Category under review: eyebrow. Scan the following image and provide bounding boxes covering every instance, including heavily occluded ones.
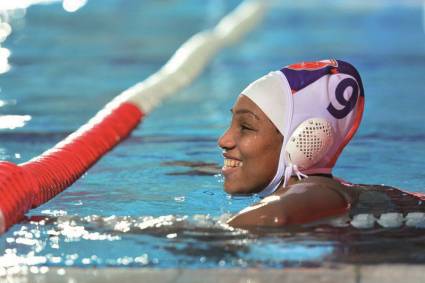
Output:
[230,108,260,120]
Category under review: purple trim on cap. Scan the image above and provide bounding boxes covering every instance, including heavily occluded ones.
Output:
[280,66,333,92]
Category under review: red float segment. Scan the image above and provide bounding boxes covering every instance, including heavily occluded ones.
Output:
[0,102,143,232]
[21,102,144,207]
[0,161,37,232]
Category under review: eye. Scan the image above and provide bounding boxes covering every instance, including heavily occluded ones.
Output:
[240,124,255,131]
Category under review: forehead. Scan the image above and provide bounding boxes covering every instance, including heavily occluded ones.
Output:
[232,95,280,133]
[232,95,264,119]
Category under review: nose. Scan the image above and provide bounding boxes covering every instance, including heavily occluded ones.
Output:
[218,127,235,150]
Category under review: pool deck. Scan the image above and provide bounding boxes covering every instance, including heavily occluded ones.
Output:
[3,264,425,283]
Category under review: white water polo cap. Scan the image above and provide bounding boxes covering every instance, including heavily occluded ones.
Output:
[241,59,365,197]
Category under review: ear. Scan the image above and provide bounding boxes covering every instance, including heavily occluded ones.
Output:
[285,118,334,169]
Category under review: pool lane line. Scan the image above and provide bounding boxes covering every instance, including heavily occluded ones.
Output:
[0,0,267,234]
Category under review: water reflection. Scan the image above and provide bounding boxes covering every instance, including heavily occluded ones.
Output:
[0,0,88,76]
[0,114,31,129]
[62,0,87,13]
[0,5,24,75]
[1,212,424,274]
[0,45,11,75]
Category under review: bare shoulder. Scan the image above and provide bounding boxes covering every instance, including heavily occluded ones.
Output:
[227,177,349,229]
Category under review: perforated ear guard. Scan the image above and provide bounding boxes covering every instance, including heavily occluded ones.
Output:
[285,118,334,170]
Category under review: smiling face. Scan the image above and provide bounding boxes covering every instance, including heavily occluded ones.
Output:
[218,95,283,195]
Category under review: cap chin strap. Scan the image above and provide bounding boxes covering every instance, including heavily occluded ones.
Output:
[258,162,335,197]
[257,160,308,198]
[257,162,313,198]
[283,164,308,187]
[257,147,286,197]
[257,146,310,197]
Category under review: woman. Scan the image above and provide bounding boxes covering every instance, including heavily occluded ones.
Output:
[219,59,425,228]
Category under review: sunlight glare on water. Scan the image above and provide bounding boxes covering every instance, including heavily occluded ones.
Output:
[0,1,58,11]
[62,0,87,13]
[0,115,31,129]
[0,45,11,75]
[0,0,86,75]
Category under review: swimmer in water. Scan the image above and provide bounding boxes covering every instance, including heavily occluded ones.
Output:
[219,59,425,228]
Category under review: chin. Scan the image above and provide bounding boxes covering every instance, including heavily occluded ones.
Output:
[223,182,257,195]
[223,182,242,195]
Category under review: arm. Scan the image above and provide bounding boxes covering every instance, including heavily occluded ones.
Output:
[227,182,349,228]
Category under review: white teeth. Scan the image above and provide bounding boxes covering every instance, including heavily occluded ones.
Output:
[223,159,242,168]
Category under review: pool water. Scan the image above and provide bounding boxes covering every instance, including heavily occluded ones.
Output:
[1,0,425,270]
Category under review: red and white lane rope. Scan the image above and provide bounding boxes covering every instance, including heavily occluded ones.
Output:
[0,0,266,233]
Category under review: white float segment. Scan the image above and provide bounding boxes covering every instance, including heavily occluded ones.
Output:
[106,0,267,114]
[350,214,376,229]
[405,212,425,227]
[376,213,404,228]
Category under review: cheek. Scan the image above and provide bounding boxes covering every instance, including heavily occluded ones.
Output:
[240,132,271,152]
[252,144,280,176]
[238,136,261,161]
[239,137,258,154]
[239,136,281,186]
[240,136,280,165]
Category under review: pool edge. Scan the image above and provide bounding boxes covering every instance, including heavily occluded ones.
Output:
[3,264,425,283]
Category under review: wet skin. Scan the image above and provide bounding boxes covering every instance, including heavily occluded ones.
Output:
[218,95,348,228]
[226,176,349,228]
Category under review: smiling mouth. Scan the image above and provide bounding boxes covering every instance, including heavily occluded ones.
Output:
[223,158,243,169]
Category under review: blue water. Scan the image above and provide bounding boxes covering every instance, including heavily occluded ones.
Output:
[0,0,425,270]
